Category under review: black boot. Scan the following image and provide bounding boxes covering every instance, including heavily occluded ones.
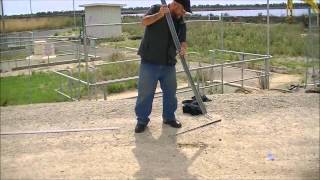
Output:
[163,119,182,128]
[135,123,147,133]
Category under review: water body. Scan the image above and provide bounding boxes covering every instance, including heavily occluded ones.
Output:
[193,9,309,17]
[124,9,309,17]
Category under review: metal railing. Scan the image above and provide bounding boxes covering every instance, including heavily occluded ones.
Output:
[304,9,320,89]
[52,46,271,101]
[1,8,278,103]
[42,16,274,101]
[0,34,100,72]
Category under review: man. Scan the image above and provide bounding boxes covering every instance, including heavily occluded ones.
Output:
[134,0,192,133]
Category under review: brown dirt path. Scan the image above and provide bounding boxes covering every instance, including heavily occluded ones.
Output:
[1,92,319,179]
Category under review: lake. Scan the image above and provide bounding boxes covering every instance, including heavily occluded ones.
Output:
[193,9,309,17]
[124,9,310,17]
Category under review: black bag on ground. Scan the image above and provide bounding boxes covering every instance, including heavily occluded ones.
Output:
[191,95,212,102]
[182,95,212,116]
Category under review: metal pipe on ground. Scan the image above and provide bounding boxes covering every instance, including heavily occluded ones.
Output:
[0,127,120,136]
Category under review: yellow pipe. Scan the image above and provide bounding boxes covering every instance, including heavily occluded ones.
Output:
[302,0,319,13]
[287,0,318,19]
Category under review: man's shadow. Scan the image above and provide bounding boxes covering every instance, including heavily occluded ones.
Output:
[133,124,205,179]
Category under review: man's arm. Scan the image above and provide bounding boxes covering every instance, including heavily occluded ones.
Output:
[142,5,169,26]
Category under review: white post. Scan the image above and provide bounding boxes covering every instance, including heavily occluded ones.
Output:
[29,0,32,15]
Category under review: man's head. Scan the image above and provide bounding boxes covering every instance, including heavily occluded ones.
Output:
[169,0,192,18]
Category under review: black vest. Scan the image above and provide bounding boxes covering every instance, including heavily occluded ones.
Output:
[138,5,186,66]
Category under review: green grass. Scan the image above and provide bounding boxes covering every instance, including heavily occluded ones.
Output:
[0,68,139,106]
[118,22,311,57]
[70,52,140,82]
[96,19,318,65]
[102,39,141,49]
[106,80,137,94]
[96,62,139,81]
[0,72,69,106]
[116,22,318,73]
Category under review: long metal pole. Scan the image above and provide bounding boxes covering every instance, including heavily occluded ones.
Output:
[196,63,200,92]
[210,51,215,93]
[73,0,76,30]
[82,15,90,100]
[221,62,224,94]
[305,8,311,88]
[1,127,119,136]
[201,63,205,95]
[317,10,320,86]
[67,69,73,99]
[77,41,81,101]
[28,32,34,104]
[310,9,316,87]
[27,0,33,104]
[266,0,270,89]
[220,13,224,49]
[29,0,32,15]
[94,66,98,100]
[0,0,5,32]
[175,119,221,136]
[0,0,3,17]
[241,53,245,88]
[160,0,207,115]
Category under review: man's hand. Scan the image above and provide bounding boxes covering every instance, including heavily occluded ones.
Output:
[158,5,170,17]
[179,42,187,57]
[142,5,169,26]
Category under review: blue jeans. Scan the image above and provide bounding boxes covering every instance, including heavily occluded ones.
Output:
[135,62,177,125]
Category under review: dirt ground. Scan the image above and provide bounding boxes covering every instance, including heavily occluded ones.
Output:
[270,73,302,89]
[0,91,319,180]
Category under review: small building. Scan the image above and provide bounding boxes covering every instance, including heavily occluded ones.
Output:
[80,3,125,39]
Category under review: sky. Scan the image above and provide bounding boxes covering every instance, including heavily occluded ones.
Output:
[1,0,315,15]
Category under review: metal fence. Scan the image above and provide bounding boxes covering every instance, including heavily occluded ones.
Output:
[305,9,320,88]
[0,17,273,103]
[0,36,88,71]
[45,18,272,101]
[1,3,319,105]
